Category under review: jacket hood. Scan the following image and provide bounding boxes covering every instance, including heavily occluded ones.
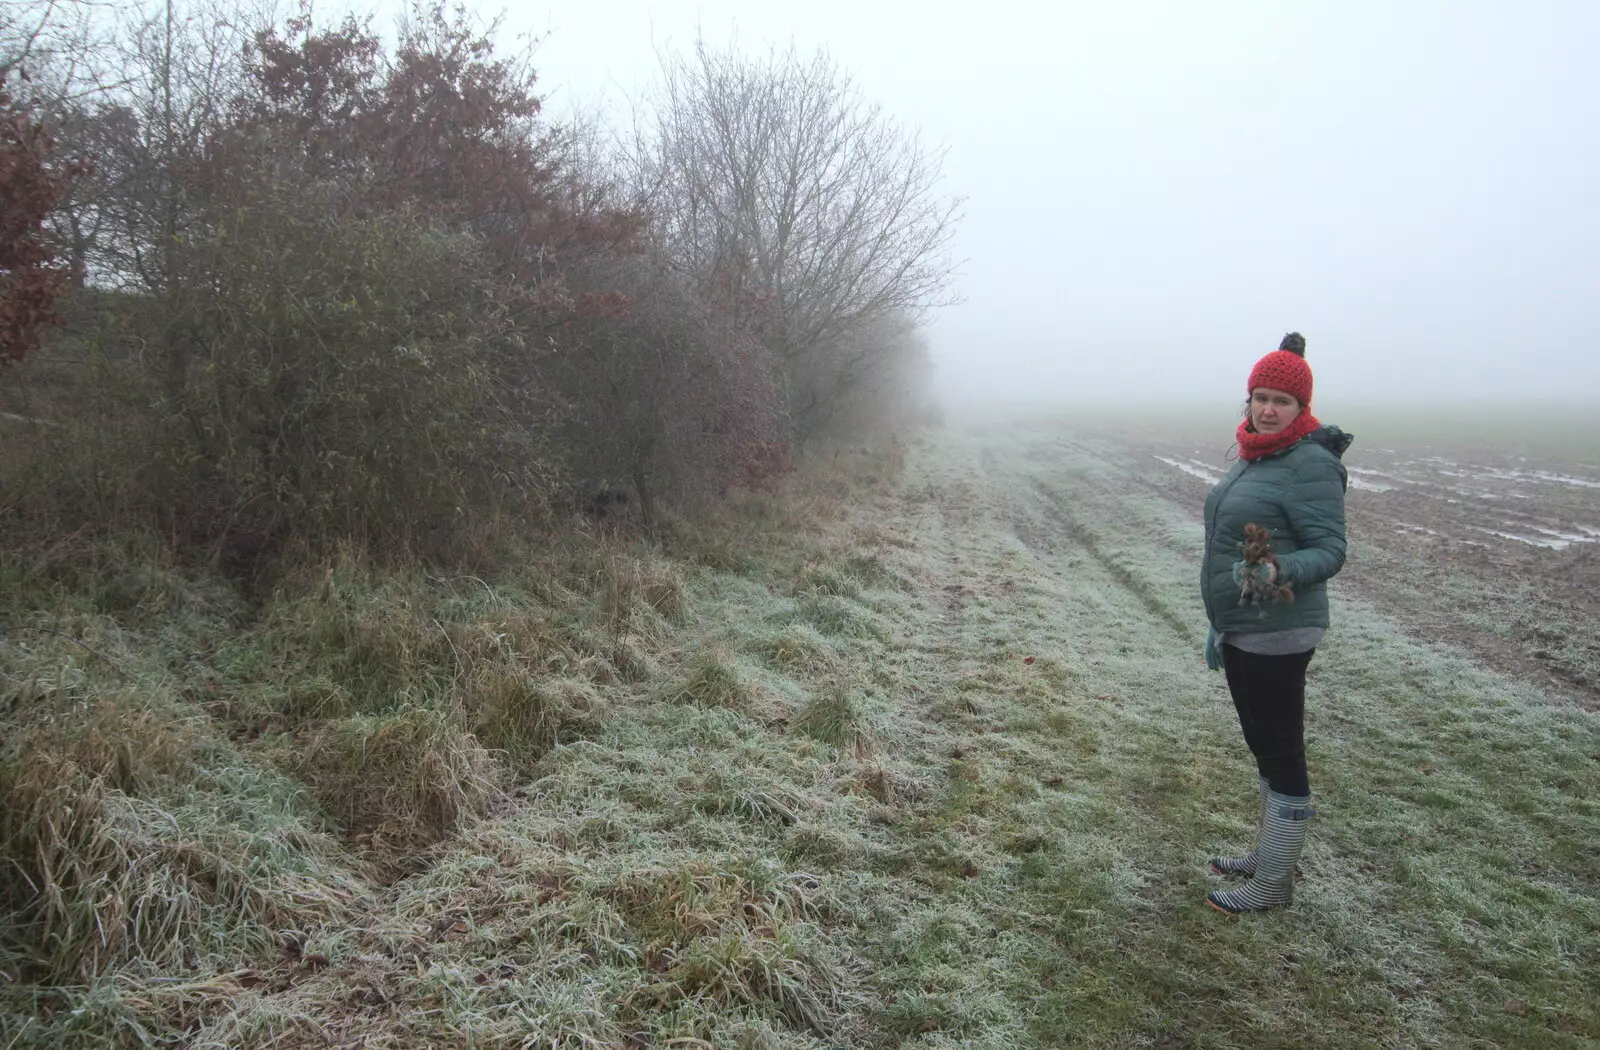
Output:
[1306,424,1353,460]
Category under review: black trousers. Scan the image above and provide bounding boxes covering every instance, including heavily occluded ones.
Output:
[1221,643,1314,797]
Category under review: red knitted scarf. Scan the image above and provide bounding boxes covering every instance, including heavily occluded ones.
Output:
[1236,412,1320,461]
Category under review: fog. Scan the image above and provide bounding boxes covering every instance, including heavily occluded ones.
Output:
[508,1,1599,410]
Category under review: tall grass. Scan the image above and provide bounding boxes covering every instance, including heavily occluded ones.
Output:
[3,430,1597,1049]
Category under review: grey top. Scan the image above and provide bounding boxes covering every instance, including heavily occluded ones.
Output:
[1222,626,1325,656]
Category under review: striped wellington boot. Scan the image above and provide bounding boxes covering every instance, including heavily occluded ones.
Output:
[1206,790,1315,914]
[1209,776,1270,877]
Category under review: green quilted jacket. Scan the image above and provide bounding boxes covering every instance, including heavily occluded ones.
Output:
[1201,425,1352,634]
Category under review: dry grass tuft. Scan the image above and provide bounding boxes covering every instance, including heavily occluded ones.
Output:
[2,530,237,627]
[796,594,888,641]
[599,551,689,622]
[752,626,838,676]
[0,693,360,984]
[623,925,842,1035]
[604,861,843,1034]
[261,561,450,712]
[791,561,862,599]
[841,764,925,805]
[793,683,877,758]
[666,649,752,710]
[295,707,504,850]
[462,668,603,772]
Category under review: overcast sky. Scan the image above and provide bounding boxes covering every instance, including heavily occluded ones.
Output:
[496,1,1599,410]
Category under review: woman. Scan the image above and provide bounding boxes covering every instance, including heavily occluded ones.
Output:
[1200,332,1351,914]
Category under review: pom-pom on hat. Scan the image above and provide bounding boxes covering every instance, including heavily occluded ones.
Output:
[1247,332,1313,407]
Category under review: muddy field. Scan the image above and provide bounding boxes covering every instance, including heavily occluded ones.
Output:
[1133,424,1600,706]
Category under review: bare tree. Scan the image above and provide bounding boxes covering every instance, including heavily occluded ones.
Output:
[633,37,962,438]
[1,0,105,83]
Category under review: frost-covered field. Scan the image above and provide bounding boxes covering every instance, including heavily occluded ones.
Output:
[3,415,1596,1049]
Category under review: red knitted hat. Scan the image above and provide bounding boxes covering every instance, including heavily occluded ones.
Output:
[1247,332,1312,406]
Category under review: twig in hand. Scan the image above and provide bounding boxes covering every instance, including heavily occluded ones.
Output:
[1240,524,1295,604]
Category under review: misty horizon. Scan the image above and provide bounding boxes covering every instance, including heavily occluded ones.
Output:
[509,0,1600,407]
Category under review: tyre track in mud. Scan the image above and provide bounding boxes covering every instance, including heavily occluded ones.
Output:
[988,433,1201,646]
[1029,478,1199,645]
